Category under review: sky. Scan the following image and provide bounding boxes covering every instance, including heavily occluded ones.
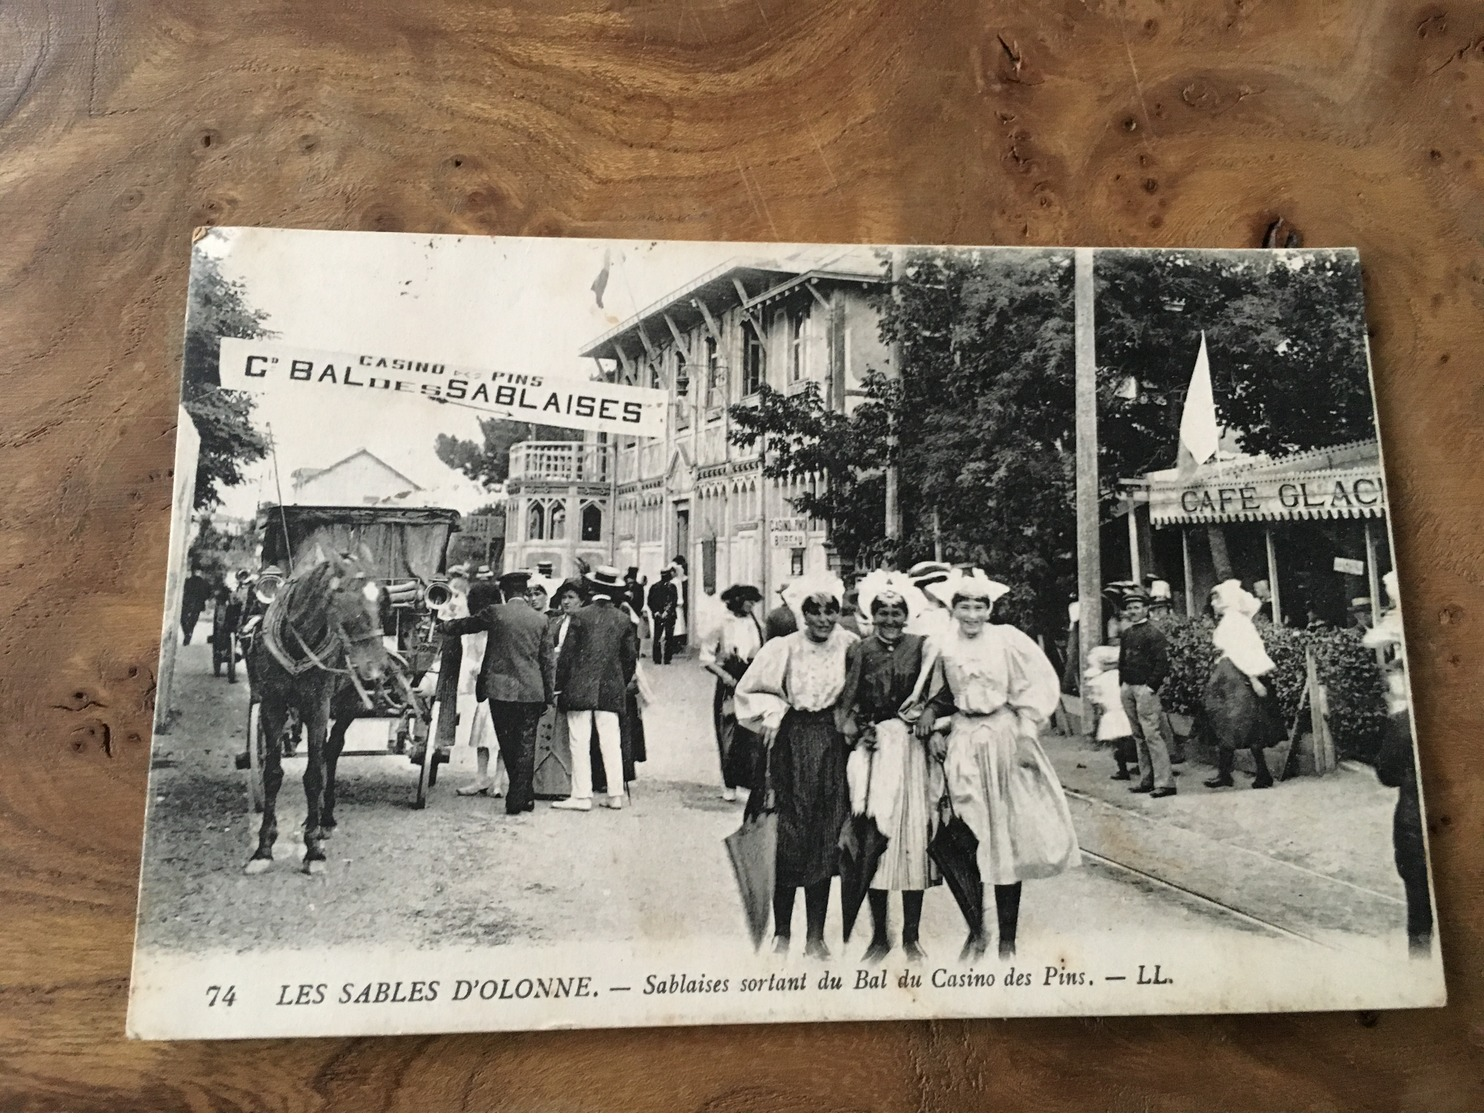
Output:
[209,230,783,519]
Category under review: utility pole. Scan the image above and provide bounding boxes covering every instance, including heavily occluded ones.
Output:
[1074,248,1102,684]
[884,246,904,548]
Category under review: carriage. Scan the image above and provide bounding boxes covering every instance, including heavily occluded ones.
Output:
[242,503,464,812]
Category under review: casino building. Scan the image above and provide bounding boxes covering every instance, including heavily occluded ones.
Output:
[502,248,889,633]
[1118,438,1392,626]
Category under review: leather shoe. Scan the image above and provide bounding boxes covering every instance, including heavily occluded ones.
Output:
[1110,771,1131,781]
[1203,775,1234,789]
[1128,783,1154,794]
[1149,786,1177,798]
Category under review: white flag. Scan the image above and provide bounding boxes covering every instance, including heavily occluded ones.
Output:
[1176,331,1219,479]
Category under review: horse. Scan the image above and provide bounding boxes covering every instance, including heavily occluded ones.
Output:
[244,552,394,875]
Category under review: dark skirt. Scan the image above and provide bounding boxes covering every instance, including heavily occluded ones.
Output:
[714,678,762,790]
[751,707,849,889]
[532,700,640,798]
[1202,657,1285,753]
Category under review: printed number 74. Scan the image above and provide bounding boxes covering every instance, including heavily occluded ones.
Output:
[205,985,237,1007]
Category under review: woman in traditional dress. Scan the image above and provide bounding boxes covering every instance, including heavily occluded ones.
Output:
[837,571,938,963]
[735,572,858,960]
[701,584,766,802]
[449,575,507,798]
[909,569,1079,961]
[532,580,586,799]
[1201,580,1285,790]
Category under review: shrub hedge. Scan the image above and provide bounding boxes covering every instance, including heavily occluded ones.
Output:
[1152,613,1390,764]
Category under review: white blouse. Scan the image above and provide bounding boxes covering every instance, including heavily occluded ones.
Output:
[699,613,764,670]
[734,627,859,733]
[933,624,1060,724]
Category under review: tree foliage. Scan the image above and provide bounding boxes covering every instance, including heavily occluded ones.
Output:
[728,247,1375,638]
[434,418,582,489]
[180,242,272,509]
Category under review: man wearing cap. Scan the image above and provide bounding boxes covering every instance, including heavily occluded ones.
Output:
[441,570,554,814]
[1118,590,1175,798]
[647,567,680,665]
[181,566,211,644]
[554,566,639,810]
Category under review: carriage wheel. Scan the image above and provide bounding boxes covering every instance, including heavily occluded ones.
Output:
[246,701,265,813]
[225,634,237,684]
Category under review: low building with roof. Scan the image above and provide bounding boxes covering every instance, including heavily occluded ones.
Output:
[1120,438,1392,627]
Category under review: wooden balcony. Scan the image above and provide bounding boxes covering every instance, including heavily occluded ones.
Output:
[507,441,611,483]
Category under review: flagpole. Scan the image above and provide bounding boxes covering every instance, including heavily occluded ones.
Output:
[1074,248,1102,680]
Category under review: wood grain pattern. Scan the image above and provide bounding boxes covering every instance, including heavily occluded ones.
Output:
[2,0,1483,1107]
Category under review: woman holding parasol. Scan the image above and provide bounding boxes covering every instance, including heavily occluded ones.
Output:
[836,570,941,963]
[734,571,858,960]
[906,569,1079,961]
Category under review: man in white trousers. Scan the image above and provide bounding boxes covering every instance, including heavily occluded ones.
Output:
[552,567,638,811]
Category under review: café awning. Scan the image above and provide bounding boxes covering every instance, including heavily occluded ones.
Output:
[1129,439,1386,526]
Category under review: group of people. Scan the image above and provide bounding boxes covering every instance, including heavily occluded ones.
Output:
[703,562,1081,964]
[1081,578,1300,798]
[436,564,649,814]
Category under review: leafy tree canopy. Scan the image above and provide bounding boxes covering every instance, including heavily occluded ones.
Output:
[729,247,1374,638]
[181,241,272,509]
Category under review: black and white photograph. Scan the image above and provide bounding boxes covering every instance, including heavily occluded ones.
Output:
[129,229,1444,1039]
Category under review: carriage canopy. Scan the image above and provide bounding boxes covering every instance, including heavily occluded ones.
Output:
[256,505,462,582]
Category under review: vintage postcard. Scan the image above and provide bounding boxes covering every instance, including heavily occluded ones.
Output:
[129,230,1444,1039]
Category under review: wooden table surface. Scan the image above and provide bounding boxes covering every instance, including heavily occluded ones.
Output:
[3,0,1482,1108]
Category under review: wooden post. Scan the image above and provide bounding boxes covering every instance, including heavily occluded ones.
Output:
[932,506,943,561]
[884,247,904,544]
[1265,526,1282,628]
[1206,524,1233,582]
[1074,247,1101,676]
[1127,504,1141,584]
[1182,526,1195,616]
[1364,517,1385,667]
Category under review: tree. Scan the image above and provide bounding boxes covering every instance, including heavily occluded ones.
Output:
[434,418,582,488]
[181,238,272,509]
[729,247,1375,639]
[1094,248,1374,486]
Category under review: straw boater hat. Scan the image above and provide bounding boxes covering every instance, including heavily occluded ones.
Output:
[496,569,532,591]
[906,561,954,591]
[926,568,1010,609]
[585,565,625,600]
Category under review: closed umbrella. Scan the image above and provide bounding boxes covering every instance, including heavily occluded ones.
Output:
[725,805,778,951]
[928,789,982,934]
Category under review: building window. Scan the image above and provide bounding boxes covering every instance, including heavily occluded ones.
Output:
[743,326,765,396]
[581,502,603,542]
[790,548,806,576]
[789,305,811,383]
[549,500,567,541]
[705,334,724,409]
[673,346,689,397]
[527,501,545,541]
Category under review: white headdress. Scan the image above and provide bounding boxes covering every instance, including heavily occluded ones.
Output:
[782,570,845,627]
[925,567,1010,609]
[1211,580,1276,676]
[856,570,927,622]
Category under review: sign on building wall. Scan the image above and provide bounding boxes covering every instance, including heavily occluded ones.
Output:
[768,516,807,549]
[221,338,669,438]
[1147,467,1386,525]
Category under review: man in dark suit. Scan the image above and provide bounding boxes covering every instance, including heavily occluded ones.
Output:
[554,566,638,811]
[443,570,554,815]
[646,567,679,665]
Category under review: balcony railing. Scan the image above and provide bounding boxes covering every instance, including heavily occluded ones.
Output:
[507,441,611,483]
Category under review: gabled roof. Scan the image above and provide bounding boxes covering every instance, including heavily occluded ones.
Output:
[292,448,421,491]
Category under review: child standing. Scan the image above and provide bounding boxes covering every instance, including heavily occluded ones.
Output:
[1084,645,1136,781]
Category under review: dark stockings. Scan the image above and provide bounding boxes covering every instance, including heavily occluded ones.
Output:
[868,888,925,945]
[774,881,831,942]
[994,882,1022,954]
